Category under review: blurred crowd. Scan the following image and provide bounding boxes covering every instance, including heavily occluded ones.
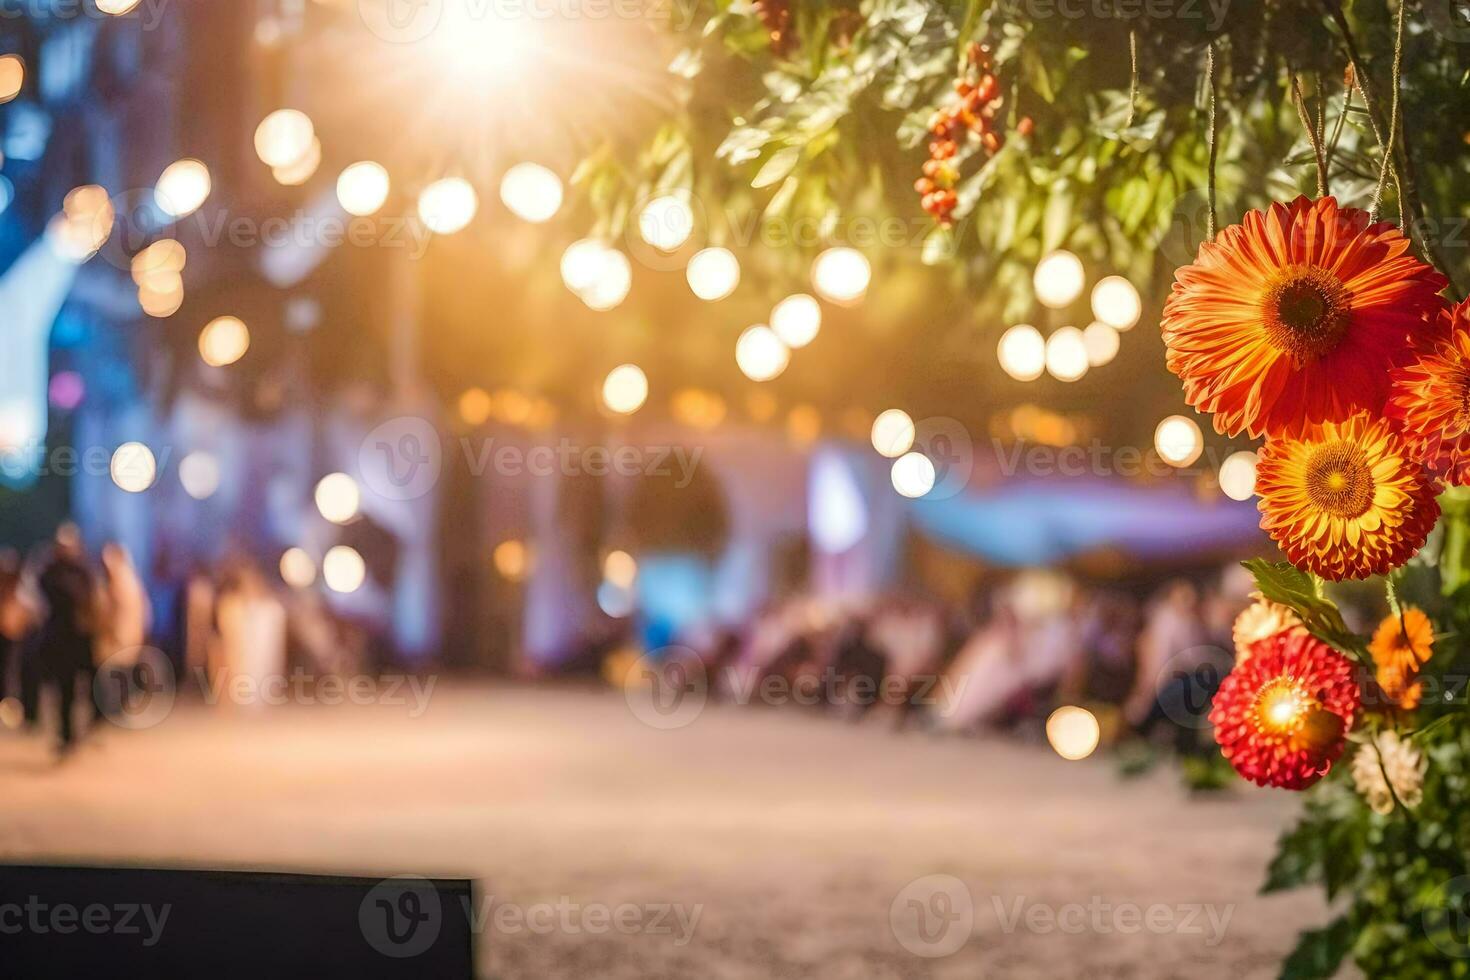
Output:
[0,525,371,756]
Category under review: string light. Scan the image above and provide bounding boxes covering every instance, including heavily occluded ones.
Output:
[110,442,157,493]
[198,316,250,367]
[685,247,740,301]
[322,545,366,594]
[735,325,790,382]
[1044,326,1089,382]
[254,109,314,169]
[1091,275,1142,330]
[811,248,870,304]
[315,472,362,524]
[499,162,563,223]
[1034,250,1085,308]
[1155,415,1204,467]
[770,293,822,349]
[602,364,649,415]
[870,409,915,458]
[1046,706,1101,760]
[418,177,478,234]
[890,451,936,498]
[337,162,391,217]
[1082,320,1121,366]
[155,159,211,218]
[998,324,1046,381]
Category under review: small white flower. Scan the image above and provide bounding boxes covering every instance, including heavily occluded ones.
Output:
[1351,731,1427,815]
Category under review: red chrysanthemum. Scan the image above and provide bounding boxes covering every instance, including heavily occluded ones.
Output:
[1255,413,1440,581]
[1161,195,1447,439]
[1389,296,1470,484]
[1210,630,1361,790]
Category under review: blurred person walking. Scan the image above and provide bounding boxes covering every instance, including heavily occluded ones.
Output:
[93,542,153,721]
[0,550,38,726]
[35,525,99,753]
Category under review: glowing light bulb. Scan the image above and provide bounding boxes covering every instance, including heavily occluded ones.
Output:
[155,159,211,218]
[686,247,740,301]
[870,409,915,458]
[602,364,648,415]
[418,177,478,234]
[1044,326,1089,382]
[735,325,790,382]
[998,324,1046,381]
[811,248,870,304]
[110,442,157,493]
[1091,275,1142,330]
[638,194,694,252]
[1082,320,1121,366]
[254,109,315,169]
[1155,415,1204,467]
[322,546,366,593]
[337,161,391,217]
[499,162,562,223]
[890,452,936,498]
[1034,250,1085,308]
[770,293,822,349]
[198,316,250,368]
[314,472,361,524]
[1046,706,1101,760]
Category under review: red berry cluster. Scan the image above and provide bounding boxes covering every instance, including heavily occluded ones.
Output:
[915,42,1032,227]
[752,0,795,56]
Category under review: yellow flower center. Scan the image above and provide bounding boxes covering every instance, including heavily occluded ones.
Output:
[1304,440,1375,518]
[1254,677,1310,733]
[1262,264,1352,364]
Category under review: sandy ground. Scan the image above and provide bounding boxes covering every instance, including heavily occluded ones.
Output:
[0,683,1324,978]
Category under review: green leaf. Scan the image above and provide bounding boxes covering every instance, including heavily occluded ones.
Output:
[1242,559,1368,661]
[1262,817,1323,894]
[752,146,801,188]
[1279,916,1353,980]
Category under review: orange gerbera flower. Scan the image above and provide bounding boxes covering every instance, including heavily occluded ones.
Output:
[1210,629,1361,790]
[1369,606,1434,710]
[1389,297,1470,484]
[1255,413,1440,580]
[1162,196,1446,438]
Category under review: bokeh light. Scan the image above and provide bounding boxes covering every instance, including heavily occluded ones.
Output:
[1044,326,1089,382]
[604,550,637,589]
[178,451,221,500]
[322,545,366,594]
[337,161,391,217]
[998,324,1046,381]
[890,451,936,498]
[493,539,531,581]
[154,159,211,218]
[253,109,314,169]
[735,326,790,382]
[1090,275,1142,330]
[0,55,23,104]
[315,472,362,524]
[811,248,870,304]
[458,387,493,426]
[638,194,694,251]
[198,316,250,367]
[602,364,649,415]
[1219,450,1259,501]
[272,137,322,186]
[279,547,317,589]
[499,163,563,223]
[1155,415,1204,467]
[580,249,632,311]
[1046,706,1101,760]
[770,293,822,349]
[1033,250,1085,308]
[1082,320,1120,366]
[97,0,143,13]
[418,177,478,234]
[685,247,740,301]
[870,409,916,458]
[110,442,157,493]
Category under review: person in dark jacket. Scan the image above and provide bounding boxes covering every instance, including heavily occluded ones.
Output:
[36,525,97,753]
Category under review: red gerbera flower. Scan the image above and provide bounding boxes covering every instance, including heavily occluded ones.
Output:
[1161,196,1446,439]
[1389,297,1470,484]
[1209,629,1361,790]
